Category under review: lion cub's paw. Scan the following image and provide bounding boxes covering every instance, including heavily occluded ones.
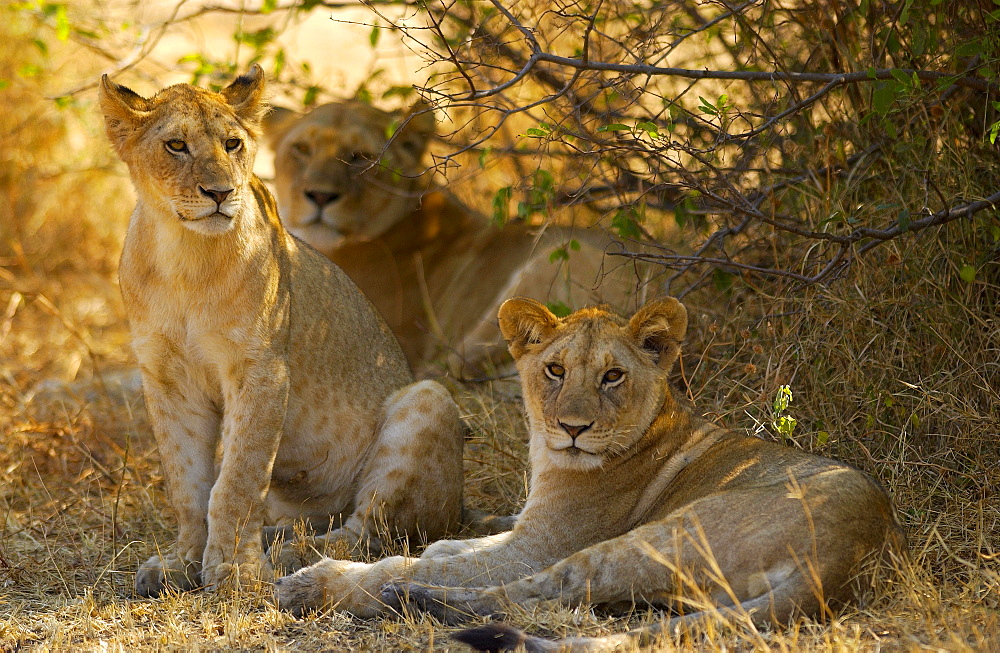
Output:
[381,581,485,625]
[135,553,201,597]
[271,540,325,576]
[201,559,272,592]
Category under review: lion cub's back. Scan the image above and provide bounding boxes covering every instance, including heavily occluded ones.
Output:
[284,235,414,409]
[662,435,899,532]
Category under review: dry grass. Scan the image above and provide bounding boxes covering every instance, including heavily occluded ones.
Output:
[2,8,999,653]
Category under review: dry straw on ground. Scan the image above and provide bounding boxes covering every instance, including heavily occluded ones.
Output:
[1,9,999,653]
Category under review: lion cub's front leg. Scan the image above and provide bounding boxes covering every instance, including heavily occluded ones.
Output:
[134,350,219,597]
[200,356,289,590]
[135,347,288,596]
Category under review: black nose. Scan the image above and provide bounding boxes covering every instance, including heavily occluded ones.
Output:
[199,186,233,205]
[559,422,593,439]
[305,190,342,207]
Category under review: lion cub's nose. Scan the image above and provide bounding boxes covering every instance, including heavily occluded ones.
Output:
[305,190,342,207]
[199,186,233,205]
[559,422,593,439]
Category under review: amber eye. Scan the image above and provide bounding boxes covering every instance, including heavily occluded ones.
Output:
[165,140,187,153]
[545,363,565,379]
[602,369,624,385]
[292,142,311,156]
[225,137,242,152]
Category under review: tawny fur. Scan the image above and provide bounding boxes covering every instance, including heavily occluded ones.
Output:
[274,298,905,648]
[263,102,648,375]
[99,66,465,596]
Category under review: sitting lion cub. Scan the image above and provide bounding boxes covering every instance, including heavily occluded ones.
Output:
[99,66,466,596]
[274,298,905,644]
[264,102,643,375]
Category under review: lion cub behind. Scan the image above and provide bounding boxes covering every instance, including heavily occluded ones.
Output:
[264,101,647,376]
[99,66,465,596]
[275,298,905,650]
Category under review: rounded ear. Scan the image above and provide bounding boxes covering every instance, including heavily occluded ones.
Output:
[394,99,436,155]
[221,64,268,133]
[262,105,300,150]
[99,74,152,154]
[627,297,688,367]
[498,297,559,359]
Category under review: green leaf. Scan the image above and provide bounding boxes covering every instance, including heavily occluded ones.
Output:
[274,48,286,76]
[547,301,572,318]
[890,69,910,87]
[549,247,569,263]
[636,120,659,136]
[611,208,642,239]
[569,239,580,251]
[369,25,380,48]
[524,127,549,138]
[712,268,734,293]
[236,27,277,50]
[33,38,48,55]
[55,4,70,41]
[0,80,9,92]
[872,86,896,114]
[478,146,492,169]
[816,431,830,446]
[596,123,630,132]
[382,86,415,101]
[303,85,320,107]
[261,0,277,13]
[897,210,911,231]
[959,264,976,283]
[492,186,512,225]
[956,41,982,57]
[384,119,400,140]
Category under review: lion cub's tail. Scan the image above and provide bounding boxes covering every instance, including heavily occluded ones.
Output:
[452,616,682,652]
[452,592,781,652]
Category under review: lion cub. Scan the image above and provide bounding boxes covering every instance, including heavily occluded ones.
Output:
[99,66,465,596]
[275,298,905,646]
[264,102,646,375]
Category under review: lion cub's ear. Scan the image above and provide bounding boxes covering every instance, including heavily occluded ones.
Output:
[221,64,268,134]
[498,297,560,359]
[394,99,436,156]
[99,75,152,155]
[627,297,688,368]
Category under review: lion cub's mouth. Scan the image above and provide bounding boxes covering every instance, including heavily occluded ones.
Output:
[180,211,233,222]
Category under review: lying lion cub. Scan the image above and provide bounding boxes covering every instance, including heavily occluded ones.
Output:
[264,101,644,375]
[99,66,466,595]
[274,298,905,645]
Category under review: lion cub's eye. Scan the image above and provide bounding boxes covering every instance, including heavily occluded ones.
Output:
[602,369,625,385]
[545,363,565,379]
[165,140,187,153]
[225,137,242,152]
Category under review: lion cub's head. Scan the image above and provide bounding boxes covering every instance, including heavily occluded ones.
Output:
[99,66,268,236]
[499,298,688,471]
[263,101,436,255]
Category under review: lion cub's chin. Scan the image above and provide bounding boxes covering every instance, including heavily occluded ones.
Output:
[180,212,236,236]
[548,445,605,471]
